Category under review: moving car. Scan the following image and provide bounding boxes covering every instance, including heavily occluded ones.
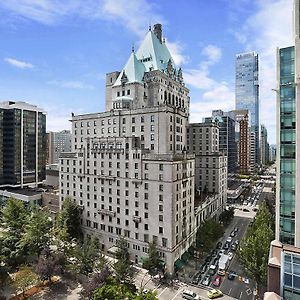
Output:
[228,270,237,280]
[182,289,200,300]
[212,275,222,287]
[207,289,224,299]
[202,275,211,286]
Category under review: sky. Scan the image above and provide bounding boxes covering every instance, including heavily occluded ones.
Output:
[0,0,294,144]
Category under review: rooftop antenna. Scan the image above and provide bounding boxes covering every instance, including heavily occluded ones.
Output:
[148,19,151,31]
[131,43,135,53]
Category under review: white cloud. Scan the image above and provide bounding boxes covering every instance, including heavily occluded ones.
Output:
[202,45,222,65]
[0,0,164,37]
[47,80,95,90]
[165,40,188,66]
[232,0,293,143]
[4,57,34,69]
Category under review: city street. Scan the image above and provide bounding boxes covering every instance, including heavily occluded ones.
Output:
[134,267,236,300]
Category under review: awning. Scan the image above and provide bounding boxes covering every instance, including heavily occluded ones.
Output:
[188,245,195,255]
[107,246,120,255]
[174,259,185,270]
[181,251,192,262]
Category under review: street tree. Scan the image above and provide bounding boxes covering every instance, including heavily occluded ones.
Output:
[20,206,52,257]
[56,197,82,241]
[196,219,224,254]
[219,207,235,226]
[142,242,162,276]
[0,198,29,267]
[238,202,275,285]
[113,237,134,284]
[71,236,100,276]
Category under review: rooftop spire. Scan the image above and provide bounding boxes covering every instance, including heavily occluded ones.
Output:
[131,43,135,53]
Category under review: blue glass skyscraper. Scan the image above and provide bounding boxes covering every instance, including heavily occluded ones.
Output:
[235,52,259,166]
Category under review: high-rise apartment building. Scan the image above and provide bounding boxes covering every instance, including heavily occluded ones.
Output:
[0,101,46,187]
[206,110,237,173]
[260,125,269,165]
[235,51,259,166]
[227,109,251,174]
[187,121,227,219]
[267,1,300,299]
[59,24,196,273]
[46,130,71,165]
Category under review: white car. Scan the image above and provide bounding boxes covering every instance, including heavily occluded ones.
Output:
[226,237,232,243]
[228,251,233,260]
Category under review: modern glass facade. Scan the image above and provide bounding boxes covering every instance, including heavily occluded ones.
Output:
[279,46,296,245]
[235,52,259,164]
[282,252,300,299]
[0,102,46,187]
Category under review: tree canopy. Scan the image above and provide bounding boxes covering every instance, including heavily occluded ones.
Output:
[56,197,82,241]
[238,201,275,284]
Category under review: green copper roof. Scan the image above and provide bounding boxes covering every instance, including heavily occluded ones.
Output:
[114,52,145,86]
[114,30,175,86]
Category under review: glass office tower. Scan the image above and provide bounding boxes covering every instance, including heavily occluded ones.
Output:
[267,2,300,299]
[0,101,46,187]
[235,52,259,166]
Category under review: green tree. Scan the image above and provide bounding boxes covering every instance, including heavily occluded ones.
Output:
[219,207,235,226]
[56,197,82,241]
[71,236,100,276]
[20,206,52,257]
[1,198,28,232]
[113,237,134,284]
[92,277,158,300]
[238,202,275,285]
[196,219,224,253]
[12,265,38,297]
[142,242,162,276]
[0,198,29,267]
[92,277,134,300]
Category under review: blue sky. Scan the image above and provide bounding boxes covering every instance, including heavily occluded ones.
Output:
[0,0,293,144]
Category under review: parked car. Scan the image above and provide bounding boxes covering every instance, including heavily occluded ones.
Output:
[219,249,225,256]
[226,237,232,243]
[231,244,237,251]
[228,270,237,280]
[234,227,238,232]
[223,242,229,250]
[202,275,211,286]
[207,289,224,299]
[182,289,200,300]
[212,275,222,287]
[234,240,239,246]
[230,231,235,237]
[216,242,222,249]
[228,251,233,261]
[212,249,218,257]
[200,263,208,274]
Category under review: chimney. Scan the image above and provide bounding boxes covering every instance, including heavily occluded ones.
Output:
[153,24,162,43]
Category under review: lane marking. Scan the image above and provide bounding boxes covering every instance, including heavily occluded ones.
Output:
[153,283,161,291]
[170,287,183,300]
[228,287,232,295]
[239,291,243,299]
[158,287,168,297]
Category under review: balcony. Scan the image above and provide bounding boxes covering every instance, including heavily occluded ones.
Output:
[98,209,116,217]
[132,216,141,223]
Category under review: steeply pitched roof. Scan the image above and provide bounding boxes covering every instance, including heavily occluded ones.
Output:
[114,29,175,86]
[114,52,145,86]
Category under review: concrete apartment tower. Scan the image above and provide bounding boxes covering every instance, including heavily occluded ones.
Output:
[235,51,260,170]
[59,24,196,273]
[267,1,300,299]
[46,130,71,165]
